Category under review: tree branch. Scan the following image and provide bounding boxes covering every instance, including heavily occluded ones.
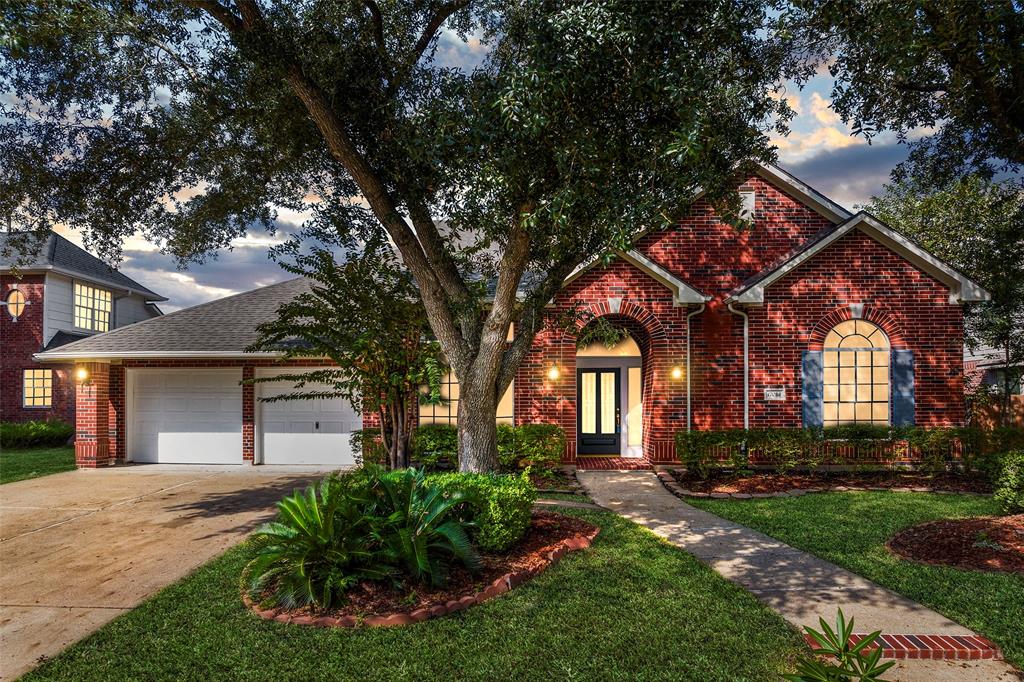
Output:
[391,0,469,89]
[179,0,243,32]
[360,0,386,53]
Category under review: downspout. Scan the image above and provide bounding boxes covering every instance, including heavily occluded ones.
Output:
[727,303,749,430]
[685,303,706,431]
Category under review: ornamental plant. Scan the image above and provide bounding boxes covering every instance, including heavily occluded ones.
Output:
[994,451,1024,514]
[784,609,895,682]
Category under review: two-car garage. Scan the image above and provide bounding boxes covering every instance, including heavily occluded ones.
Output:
[126,367,360,467]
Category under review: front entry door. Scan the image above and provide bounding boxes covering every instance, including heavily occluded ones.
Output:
[577,368,621,454]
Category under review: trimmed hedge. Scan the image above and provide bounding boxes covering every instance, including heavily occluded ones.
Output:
[410,423,458,467]
[994,451,1024,514]
[0,420,74,448]
[429,470,537,552]
[498,423,565,473]
[674,425,1024,479]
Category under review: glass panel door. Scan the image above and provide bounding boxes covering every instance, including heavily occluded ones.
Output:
[577,368,621,454]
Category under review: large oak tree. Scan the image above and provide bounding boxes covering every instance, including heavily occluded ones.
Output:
[1,0,794,471]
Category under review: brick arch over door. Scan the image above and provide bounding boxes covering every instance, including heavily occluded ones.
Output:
[568,301,680,462]
[807,305,908,352]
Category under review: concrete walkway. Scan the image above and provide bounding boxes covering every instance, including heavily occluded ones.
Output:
[0,466,319,680]
[579,470,1021,682]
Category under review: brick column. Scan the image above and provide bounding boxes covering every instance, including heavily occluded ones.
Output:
[242,366,255,462]
[75,362,112,468]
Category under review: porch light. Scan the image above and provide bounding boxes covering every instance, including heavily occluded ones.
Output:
[670,366,683,380]
[547,364,561,381]
[75,366,90,383]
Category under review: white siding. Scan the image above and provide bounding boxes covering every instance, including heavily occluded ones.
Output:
[43,273,74,345]
[116,294,159,327]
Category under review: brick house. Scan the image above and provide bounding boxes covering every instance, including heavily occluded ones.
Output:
[32,164,989,469]
[2,232,165,426]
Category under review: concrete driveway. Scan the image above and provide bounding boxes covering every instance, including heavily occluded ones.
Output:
[0,466,321,680]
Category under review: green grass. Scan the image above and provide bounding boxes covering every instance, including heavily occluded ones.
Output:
[536,492,594,503]
[0,445,76,484]
[25,508,804,681]
[689,492,1024,669]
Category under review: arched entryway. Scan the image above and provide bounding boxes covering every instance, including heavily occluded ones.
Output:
[575,315,651,458]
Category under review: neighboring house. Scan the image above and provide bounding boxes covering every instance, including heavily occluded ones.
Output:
[1,231,166,424]
[35,164,989,469]
[965,345,1024,427]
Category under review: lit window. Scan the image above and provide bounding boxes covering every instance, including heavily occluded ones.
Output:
[6,289,26,319]
[418,372,515,426]
[74,283,112,331]
[23,369,53,408]
[822,319,890,426]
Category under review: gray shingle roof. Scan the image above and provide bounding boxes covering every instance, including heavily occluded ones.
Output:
[35,278,309,358]
[1,231,166,301]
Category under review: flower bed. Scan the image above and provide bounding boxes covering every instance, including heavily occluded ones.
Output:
[243,511,599,627]
[886,514,1023,574]
[661,468,992,498]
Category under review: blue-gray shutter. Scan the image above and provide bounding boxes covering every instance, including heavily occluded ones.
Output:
[891,349,915,426]
[802,350,823,428]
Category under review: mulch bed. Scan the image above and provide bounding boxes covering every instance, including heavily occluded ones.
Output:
[669,470,992,495]
[887,514,1024,574]
[243,512,599,628]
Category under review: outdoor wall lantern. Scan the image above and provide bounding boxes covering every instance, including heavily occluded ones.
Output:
[547,364,561,381]
[670,365,684,380]
[75,366,91,384]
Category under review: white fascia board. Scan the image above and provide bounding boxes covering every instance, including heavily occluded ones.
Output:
[33,350,289,362]
[752,164,853,224]
[4,264,168,301]
[729,212,991,304]
[561,250,709,306]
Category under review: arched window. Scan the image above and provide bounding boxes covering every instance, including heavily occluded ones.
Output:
[823,319,890,426]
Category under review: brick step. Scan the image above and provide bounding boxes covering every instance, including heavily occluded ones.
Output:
[576,457,653,471]
[804,633,1002,661]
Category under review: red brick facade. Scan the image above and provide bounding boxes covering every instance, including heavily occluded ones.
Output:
[1,275,75,424]
[514,173,968,462]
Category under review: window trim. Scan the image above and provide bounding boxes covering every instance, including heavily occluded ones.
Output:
[22,368,54,409]
[73,281,113,332]
[418,372,515,426]
[5,288,28,320]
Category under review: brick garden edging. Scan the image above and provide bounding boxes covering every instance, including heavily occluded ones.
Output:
[806,633,1003,661]
[654,469,987,500]
[242,525,600,628]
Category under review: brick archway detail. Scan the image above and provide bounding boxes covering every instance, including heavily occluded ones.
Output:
[807,304,907,350]
[573,299,667,342]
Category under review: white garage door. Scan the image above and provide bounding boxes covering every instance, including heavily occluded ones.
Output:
[129,369,243,464]
[257,368,360,466]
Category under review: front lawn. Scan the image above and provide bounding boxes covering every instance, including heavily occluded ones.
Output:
[689,492,1024,669]
[0,445,76,484]
[25,508,804,681]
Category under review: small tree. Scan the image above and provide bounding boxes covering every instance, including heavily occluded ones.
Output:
[866,175,1024,425]
[248,248,442,469]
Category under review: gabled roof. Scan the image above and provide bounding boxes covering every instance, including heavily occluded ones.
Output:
[1,231,166,301]
[563,249,710,305]
[726,211,991,305]
[750,163,852,224]
[35,277,309,360]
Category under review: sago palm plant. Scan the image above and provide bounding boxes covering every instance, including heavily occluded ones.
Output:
[376,468,480,586]
[243,474,394,609]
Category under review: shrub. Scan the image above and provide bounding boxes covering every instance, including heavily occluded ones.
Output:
[785,609,894,682]
[674,429,747,478]
[243,467,479,608]
[242,471,395,609]
[410,423,458,468]
[498,423,565,473]
[430,470,537,552]
[348,428,387,466]
[746,428,819,473]
[993,451,1024,514]
[0,420,74,448]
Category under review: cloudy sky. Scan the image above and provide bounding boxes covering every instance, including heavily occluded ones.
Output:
[54,33,910,312]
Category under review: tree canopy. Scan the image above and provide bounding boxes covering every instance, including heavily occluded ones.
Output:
[865,175,1024,422]
[789,0,1024,186]
[2,0,796,470]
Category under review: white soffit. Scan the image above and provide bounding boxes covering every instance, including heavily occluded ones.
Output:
[562,249,710,306]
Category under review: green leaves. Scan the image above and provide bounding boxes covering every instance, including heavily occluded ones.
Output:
[783,609,895,682]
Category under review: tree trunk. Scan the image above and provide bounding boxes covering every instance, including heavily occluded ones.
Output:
[1002,341,1012,428]
[456,381,499,473]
